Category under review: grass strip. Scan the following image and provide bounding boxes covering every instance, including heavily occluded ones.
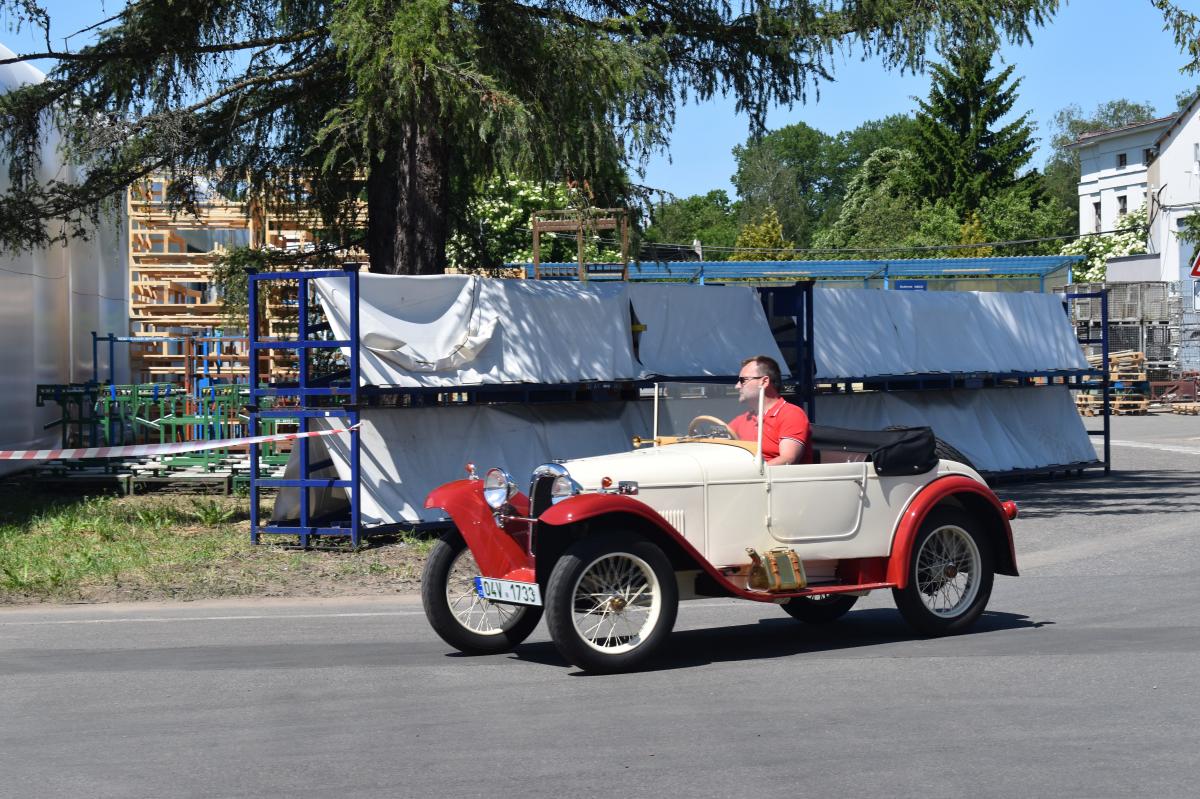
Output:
[0,490,433,604]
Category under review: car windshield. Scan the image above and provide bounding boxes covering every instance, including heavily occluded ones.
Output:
[648,381,764,443]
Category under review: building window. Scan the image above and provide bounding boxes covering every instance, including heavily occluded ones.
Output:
[1144,148,1155,165]
[1118,195,1128,216]
[1117,152,1127,168]
[1094,201,1102,233]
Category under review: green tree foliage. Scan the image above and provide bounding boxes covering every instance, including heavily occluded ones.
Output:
[1176,211,1200,268]
[0,1,1062,273]
[823,115,922,219]
[913,43,1035,213]
[733,208,794,261]
[446,179,624,271]
[975,184,1072,254]
[1153,1,1200,75]
[732,122,833,248]
[642,190,739,259]
[813,147,928,254]
[730,115,920,247]
[1043,99,1159,231]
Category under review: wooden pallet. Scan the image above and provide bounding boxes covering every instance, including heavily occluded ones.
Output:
[1171,403,1200,415]
[1085,350,1147,376]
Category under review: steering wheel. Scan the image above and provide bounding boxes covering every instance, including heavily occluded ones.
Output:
[687,415,736,439]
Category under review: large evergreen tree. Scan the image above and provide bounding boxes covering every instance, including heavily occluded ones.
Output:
[913,44,1035,213]
[0,1,1062,274]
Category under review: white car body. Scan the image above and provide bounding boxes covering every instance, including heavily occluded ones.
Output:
[560,441,989,587]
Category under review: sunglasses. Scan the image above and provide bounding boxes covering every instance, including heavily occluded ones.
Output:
[735,375,766,385]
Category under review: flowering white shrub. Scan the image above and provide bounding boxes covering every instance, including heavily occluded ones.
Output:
[1060,205,1148,282]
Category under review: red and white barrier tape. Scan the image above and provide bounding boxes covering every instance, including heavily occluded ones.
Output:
[0,424,360,462]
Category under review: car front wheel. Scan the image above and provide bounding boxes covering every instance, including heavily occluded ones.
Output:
[421,530,542,655]
[892,508,994,636]
[545,534,678,673]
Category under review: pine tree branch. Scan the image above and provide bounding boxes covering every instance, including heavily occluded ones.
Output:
[0,28,327,66]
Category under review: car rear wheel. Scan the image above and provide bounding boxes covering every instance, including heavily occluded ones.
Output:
[892,509,994,636]
[545,534,678,674]
[421,529,542,655]
[782,593,858,624]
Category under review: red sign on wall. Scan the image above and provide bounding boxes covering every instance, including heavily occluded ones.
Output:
[1192,251,1200,278]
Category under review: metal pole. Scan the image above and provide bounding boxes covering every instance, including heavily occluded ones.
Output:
[1100,288,1111,474]
[247,269,260,545]
[347,265,362,546]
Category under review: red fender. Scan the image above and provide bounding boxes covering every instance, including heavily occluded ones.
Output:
[425,479,534,581]
[888,475,1019,589]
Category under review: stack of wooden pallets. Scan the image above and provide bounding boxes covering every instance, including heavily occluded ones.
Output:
[1075,351,1151,416]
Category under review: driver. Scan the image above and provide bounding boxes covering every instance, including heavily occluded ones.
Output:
[729,355,811,466]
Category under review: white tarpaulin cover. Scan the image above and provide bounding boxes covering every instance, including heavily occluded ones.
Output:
[313,275,787,386]
[278,385,1094,525]
[627,283,784,377]
[814,288,1088,378]
[1,44,128,472]
[317,278,1087,387]
[812,386,1096,472]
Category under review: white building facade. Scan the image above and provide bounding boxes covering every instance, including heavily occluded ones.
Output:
[1073,101,1200,290]
[1073,117,1171,238]
[1146,95,1200,291]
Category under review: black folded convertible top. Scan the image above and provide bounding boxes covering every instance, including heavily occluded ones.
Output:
[809,424,938,477]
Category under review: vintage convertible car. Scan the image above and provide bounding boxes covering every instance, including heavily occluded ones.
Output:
[421,383,1018,673]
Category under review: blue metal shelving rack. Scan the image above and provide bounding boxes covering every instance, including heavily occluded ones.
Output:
[1063,287,1112,475]
[248,265,362,547]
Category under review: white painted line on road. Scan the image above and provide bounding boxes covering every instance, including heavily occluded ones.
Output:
[1107,439,1200,456]
[0,611,428,627]
[0,598,746,627]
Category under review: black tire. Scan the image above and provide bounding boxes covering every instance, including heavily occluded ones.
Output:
[545,533,678,674]
[420,529,542,655]
[782,593,859,624]
[933,438,976,471]
[892,508,994,636]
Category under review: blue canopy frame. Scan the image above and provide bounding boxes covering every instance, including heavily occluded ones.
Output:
[520,255,1083,293]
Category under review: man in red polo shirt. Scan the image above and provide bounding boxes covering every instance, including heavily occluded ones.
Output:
[728,355,811,465]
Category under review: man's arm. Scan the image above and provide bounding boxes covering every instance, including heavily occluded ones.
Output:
[768,438,805,466]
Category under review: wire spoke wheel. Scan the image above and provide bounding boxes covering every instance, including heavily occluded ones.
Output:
[446,548,523,635]
[421,530,542,655]
[914,524,981,619]
[546,534,678,673]
[892,509,994,637]
[570,553,661,654]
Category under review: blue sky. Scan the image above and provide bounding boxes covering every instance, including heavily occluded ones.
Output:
[5,1,1198,200]
[643,1,1200,198]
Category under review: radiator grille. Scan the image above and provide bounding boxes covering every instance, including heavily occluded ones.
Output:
[660,509,686,534]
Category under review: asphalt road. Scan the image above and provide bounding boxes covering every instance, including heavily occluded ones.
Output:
[3,414,1199,799]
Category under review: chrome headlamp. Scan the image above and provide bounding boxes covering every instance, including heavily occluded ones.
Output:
[483,467,518,510]
[531,462,582,505]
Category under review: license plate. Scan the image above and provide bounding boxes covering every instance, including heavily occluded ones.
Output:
[475,577,543,607]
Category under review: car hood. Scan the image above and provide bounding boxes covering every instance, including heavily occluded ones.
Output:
[560,442,756,490]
